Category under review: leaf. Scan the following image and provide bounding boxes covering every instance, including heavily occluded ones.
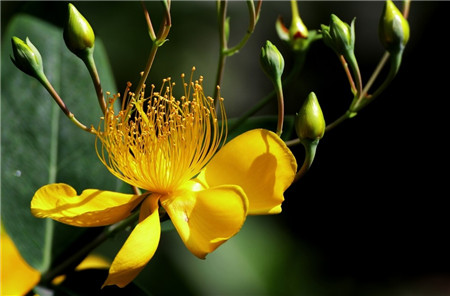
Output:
[1,14,119,272]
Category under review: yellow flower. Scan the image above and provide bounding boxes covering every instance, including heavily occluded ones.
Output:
[31,72,297,288]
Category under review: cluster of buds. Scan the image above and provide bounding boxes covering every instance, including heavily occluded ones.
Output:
[10,3,100,132]
[11,4,95,81]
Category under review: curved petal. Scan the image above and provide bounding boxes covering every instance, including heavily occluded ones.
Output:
[1,228,40,296]
[196,129,297,215]
[160,181,248,259]
[31,183,145,227]
[103,195,160,288]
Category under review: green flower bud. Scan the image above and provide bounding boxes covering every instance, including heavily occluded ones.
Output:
[10,36,45,79]
[63,3,95,57]
[275,1,309,51]
[289,0,308,41]
[321,14,355,58]
[295,92,325,142]
[379,0,410,54]
[260,40,285,83]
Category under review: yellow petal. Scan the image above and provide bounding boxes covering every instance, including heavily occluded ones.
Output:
[76,254,111,271]
[1,228,40,296]
[103,196,160,288]
[196,129,297,215]
[31,183,144,227]
[160,181,248,259]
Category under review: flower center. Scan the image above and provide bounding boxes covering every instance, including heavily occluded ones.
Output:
[96,71,226,193]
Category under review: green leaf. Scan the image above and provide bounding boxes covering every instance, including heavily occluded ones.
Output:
[1,14,118,273]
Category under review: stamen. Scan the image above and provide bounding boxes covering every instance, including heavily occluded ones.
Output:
[95,72,227,193]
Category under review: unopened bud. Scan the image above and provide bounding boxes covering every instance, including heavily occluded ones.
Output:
[379,0,409,54]
[321,14,355,58]
[10,37,45,79]
[295,92,325,142]
[64,3,95,57]
[260,40,285,83]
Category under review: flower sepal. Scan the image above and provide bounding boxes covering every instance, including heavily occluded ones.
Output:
[10,36,45,80]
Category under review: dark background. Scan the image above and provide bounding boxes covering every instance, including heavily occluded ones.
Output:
[2,1,449,295]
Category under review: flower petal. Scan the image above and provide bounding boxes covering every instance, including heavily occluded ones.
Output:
[196,129,297,215]
[1,227,40,296]
[160,181,248,259]
[103,196,160,288]
[31,183,144,227]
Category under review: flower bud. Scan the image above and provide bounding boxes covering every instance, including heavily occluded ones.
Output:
[63,3,95,57]
[295,92,325,142]
[260,40,285,83]
[321,14,355,58]
[379,0,410,54]
[10,36,45,79]
[275,1,309,51]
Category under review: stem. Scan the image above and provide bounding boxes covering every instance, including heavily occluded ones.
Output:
[346,51,363,98]
[326,111,352,133]
[361,52,390,99]
[363,53,401,104]
[38,75,94,134]
[214,0,260,103]
[134,1,171,97]
[228,49,308,134]
[339,54,356,94]
[294,140,318,182]
[82,49,106,114]
[402,0,411,18]
[223,0,258,56]
[141,1,156,41]
[213,0,228,103]
[134,43,159,97]
[275,78,284,136]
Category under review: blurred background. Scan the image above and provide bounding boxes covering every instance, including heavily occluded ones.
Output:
[2,1,449,295]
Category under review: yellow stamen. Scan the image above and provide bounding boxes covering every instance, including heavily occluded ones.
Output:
[96,70,227,193]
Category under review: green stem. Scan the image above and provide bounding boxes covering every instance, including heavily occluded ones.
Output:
[82,49,106,115]
[134,1,171,98]
[294,140,318,182]
[134,42,159,98]
[141,1,157,41]
[213,0,228,103]
[346,51,363,98]
[361,52,390,99]
[366,52,401,100]
[214,0,260,103]
[228,49,308,134]
[325,111,351,133]
[38,74,94,134]
[275,78,284,136]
